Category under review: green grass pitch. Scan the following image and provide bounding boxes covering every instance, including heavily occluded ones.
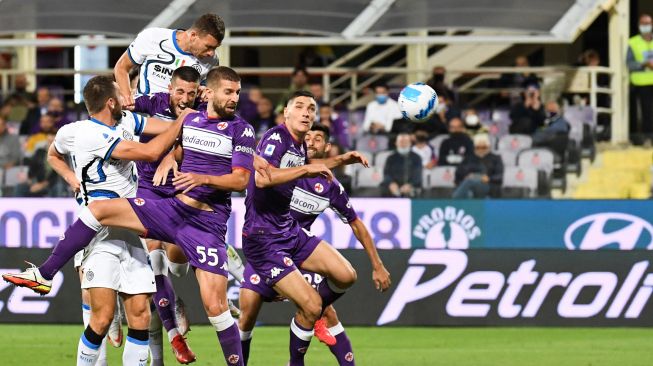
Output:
[0,324,651,365]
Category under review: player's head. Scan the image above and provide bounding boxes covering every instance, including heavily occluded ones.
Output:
[83,75,123,121]
[205,66,241,119]
[305,123,331,159]
[169,66,201,117]
[188,13,225,59]
[284,90,317,137]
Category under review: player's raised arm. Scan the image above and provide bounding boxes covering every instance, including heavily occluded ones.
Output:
[310,150,370,169]
[114,51,138,110]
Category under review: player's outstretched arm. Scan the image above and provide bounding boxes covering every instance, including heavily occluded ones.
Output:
[141,111,195,136]
[114,51,136,110]
[349,218,391,292]
[310,150,370,169]
[254,163,333,188]
[46,143,80,193]
[172,168,251,194]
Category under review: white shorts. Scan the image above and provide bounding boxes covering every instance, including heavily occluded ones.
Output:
[80,228,155,295]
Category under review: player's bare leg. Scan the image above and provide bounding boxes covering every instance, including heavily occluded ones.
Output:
[77,270,109,365]
[195,268,243,365]
[76,288,116,365]
[237,288,264,366]
[121,293,152,365]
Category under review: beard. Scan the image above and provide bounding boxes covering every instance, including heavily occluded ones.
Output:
[213,101,237,120]
[110,105,123,122]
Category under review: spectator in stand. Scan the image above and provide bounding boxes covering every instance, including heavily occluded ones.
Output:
[24,113,57,158]
[427,66,454,101]
[20,86,52,135]
[533,101,570,146]
[500,55,540,90]
[382,132,422,197]
[47,98,70,129]
[452,133,503,199]
[9,74,34,103]
[509,84,545,134]
[274,112,285,126]
[412,128,436,169]
[309,81,326,106]
[627,13,653,141]
[318,103,349,149]
[463,108,488,136]
[275,67,310,113]
[239,86,263,123]
[252,97,276,138]
[363,83,403,134]
[438,117,474,166]
[0,116,21,169]
[433,91,460,126]
[14,133,65,197]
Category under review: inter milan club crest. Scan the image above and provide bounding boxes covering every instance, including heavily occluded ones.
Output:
[314,183,324,193]
[86,270,94,281]
[283,257,294,267]
[158,298,170,307]
[217,122,228,130]
[250,274,260,285]
[133,198,145,206]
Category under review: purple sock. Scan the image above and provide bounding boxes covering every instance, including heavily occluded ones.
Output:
[153,274,177,332]
[329,331,355,365]
[217,323,243,366]
[289,318,313,366]
[40,220,98,280]
[318,280,346,311]
[241,337,252,365]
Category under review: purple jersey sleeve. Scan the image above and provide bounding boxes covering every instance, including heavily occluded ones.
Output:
[257,129,289,167]
[328,179,357,223]
[232,123,256,172]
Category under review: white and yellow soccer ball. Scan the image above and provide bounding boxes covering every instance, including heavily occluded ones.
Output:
[398,82,439,122]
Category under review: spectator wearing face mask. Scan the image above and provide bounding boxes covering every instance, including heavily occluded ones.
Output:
[533,101,570,146]
[382,133,423,197]
[627,13,653,140]
[438,117,474,166]
[46,98,71,129]
[412,129,437,168]
[427,66,454,101]
[452,133,503,199]
[509,84,546,134]
[363,83,403,134]
[463,108,488,136]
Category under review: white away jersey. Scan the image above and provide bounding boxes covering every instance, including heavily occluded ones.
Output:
[128,27,218,95]
[54,111,147,205]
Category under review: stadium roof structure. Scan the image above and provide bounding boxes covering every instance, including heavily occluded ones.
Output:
[0,0,615,46]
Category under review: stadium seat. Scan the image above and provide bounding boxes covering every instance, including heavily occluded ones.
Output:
[429,134,449,153]
[517,148,554,197]
[422,166,456,198]
[497,134,532,153]
[345,150,373,176]
[373,150,393,171]
[354,135,389,154]
[2,165,29,196]
[501,166,538,198]
[353,167,384,197]
[564,106,597,161]
[500,150,517,167]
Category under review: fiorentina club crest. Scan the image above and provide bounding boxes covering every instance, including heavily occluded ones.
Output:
[158,298,170,307]
[133,198,145,206]
[314,183,324,193]
[217,122,228,130]
[345,352,354,362]
[250,274,260,285]
[283,257,294,267]
[228,354,240,364]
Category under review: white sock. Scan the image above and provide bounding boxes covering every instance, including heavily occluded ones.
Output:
[149,310,164,366]
[168,260,189,277]
[78,206,102,231]
[167,328,180,342]
[77,333,101,366]
[239,329,253,341]
[82,303,91,327]
[208,310,235,332]
[226,245,245,282]
[81,304,107,366]
[290,318,314,341]
[123,335,149,366]
[328,322,346,336]
[149,249,168,276]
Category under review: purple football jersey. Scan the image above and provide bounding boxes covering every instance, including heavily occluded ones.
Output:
[243,124,309,236]
[179,111,255,217]
[289,176,357,229]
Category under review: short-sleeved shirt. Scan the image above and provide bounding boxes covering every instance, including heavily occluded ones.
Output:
[243,124,308,236]
[53,111,147,205]
[128,28,218,95]
[179,111,256,216]
[289,177,357,229]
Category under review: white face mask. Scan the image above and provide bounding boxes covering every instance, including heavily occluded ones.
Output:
[397,146,411,155]
[641,24,652,35]
[465,114,480,127]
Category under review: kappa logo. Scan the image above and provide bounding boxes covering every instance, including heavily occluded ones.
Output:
[158,298,170,307]
[345,352,354,362]
[250,274,260,285]
[564,212,653,250]
[192,116,201,123]
[269,132,282,142]
[241,128,254,138]
[314,183,324,193]
[133,198,145,206]
[283,257,294,267]
[59,234,65,241]
[227,354,240,364]
[221,262,229,271]
[270,267,284,278]
[412,206,481,249]
[86,270,94,281]
[217,122,228,130]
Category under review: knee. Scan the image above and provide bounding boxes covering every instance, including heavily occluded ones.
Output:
[128,302,151,328]
[89,311,113,334]
[238,310,256,332]
[88,201,108,223]
[339,265,357,288]
[204,299,228,318]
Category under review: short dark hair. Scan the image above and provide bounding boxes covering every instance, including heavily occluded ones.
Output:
[292,68,309,77]
[310,123,330,141]
[286,90,316,106]
[83,75,116,114]
[205,66,241,89]
[373,83,389,90]
[191,13,226,42]
[172,66,201,84]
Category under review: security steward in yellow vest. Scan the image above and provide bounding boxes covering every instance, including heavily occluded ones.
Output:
[627,14,653,137]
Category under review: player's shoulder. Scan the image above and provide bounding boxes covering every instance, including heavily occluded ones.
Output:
[260,124,290,144]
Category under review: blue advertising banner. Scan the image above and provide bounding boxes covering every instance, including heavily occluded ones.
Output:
[411,200,653,249]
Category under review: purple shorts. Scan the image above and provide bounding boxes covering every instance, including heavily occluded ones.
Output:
[242,226,321,287]
[128,196,228,277]
[241,263,325,302]
[137,182,176,200]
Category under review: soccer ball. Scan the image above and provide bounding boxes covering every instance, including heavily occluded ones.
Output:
[398,82,438,122]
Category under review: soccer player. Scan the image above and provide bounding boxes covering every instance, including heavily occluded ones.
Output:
[242,90,369,365]
[5,66,254,365]
[40,75,188,365]
[114,13,224,110]
[238,124,391,366]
